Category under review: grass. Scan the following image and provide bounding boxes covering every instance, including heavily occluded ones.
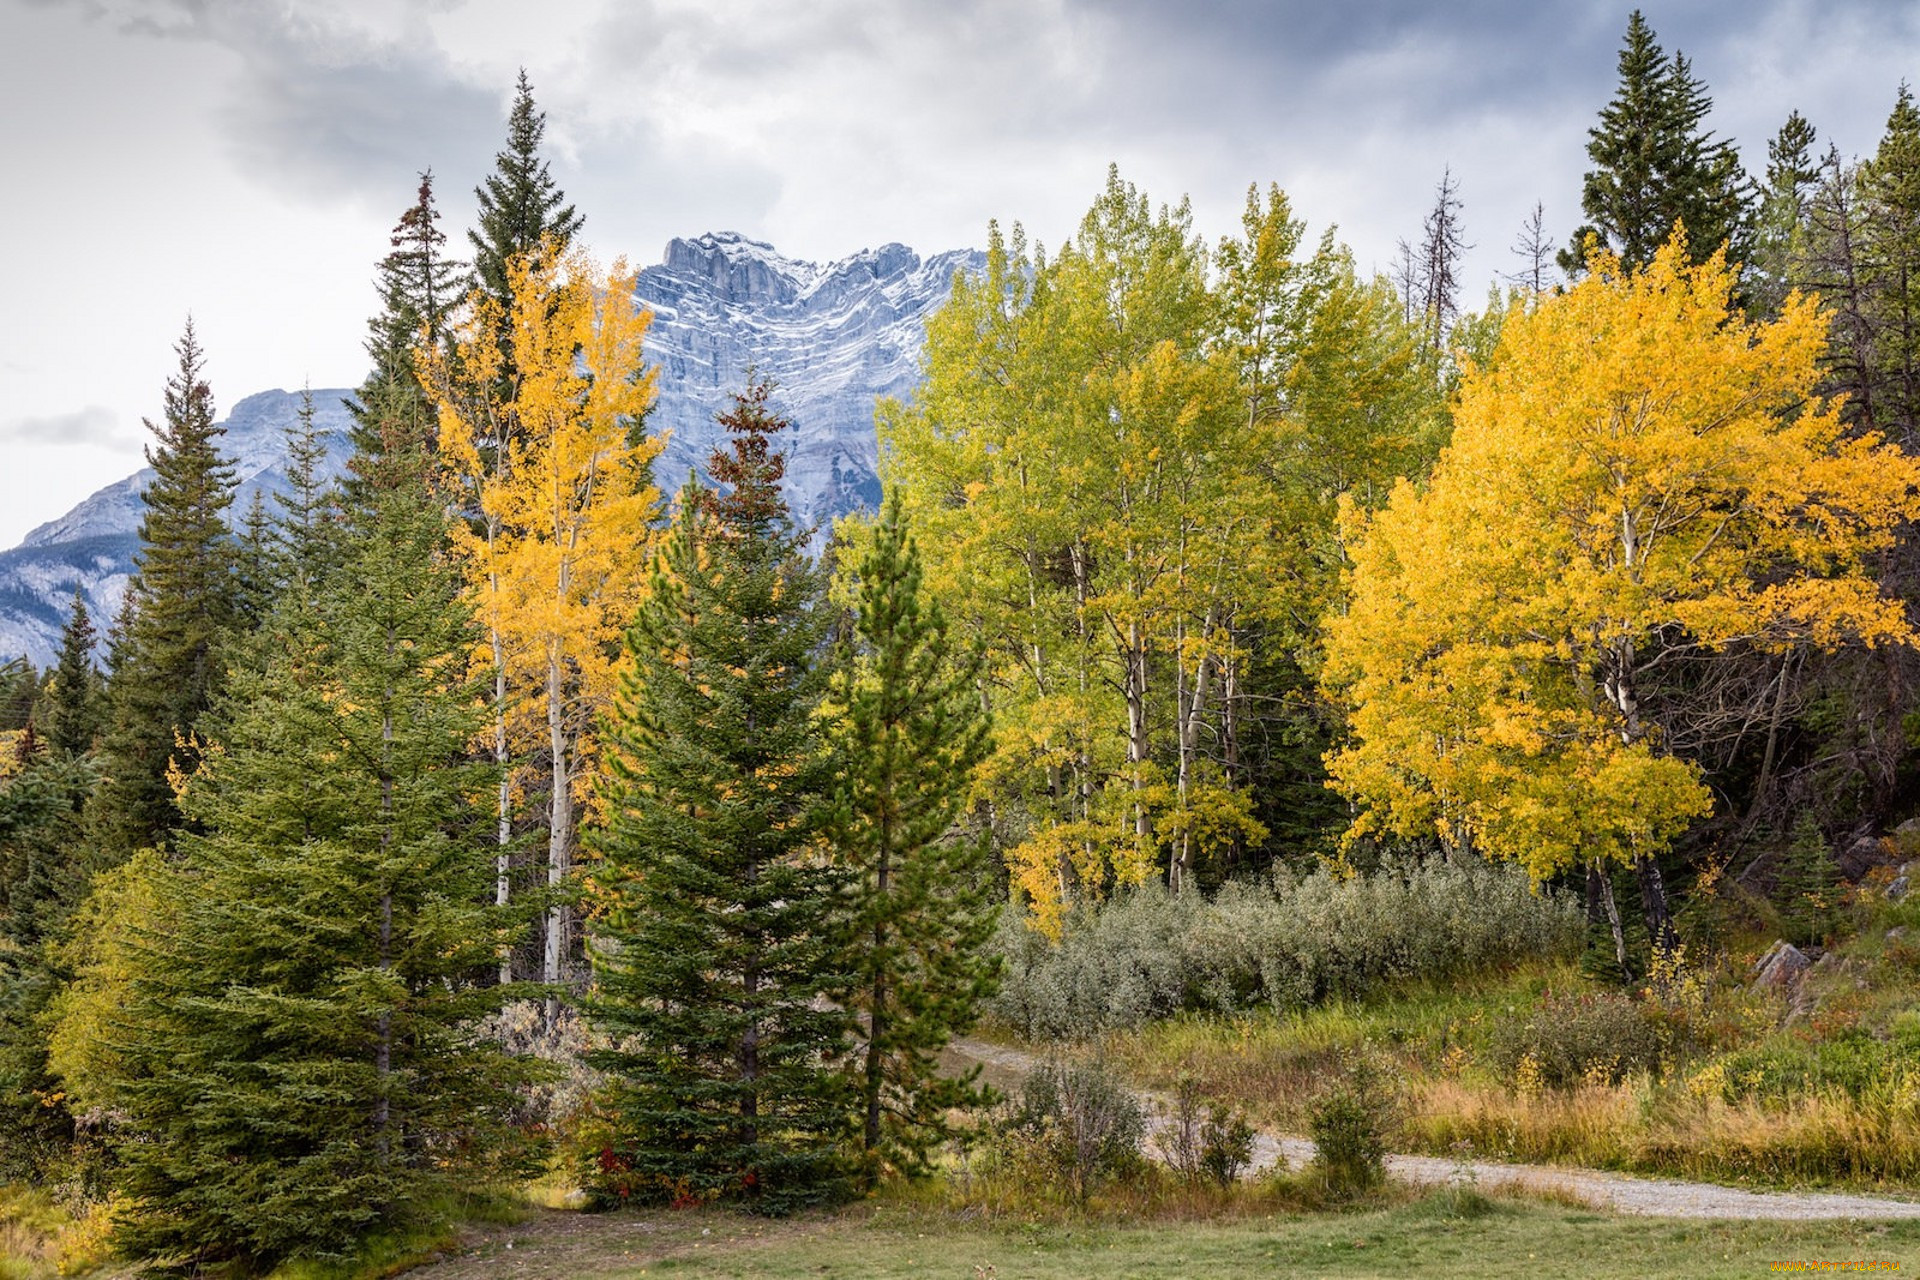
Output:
[1095,962,1580,1131]
[394,1191,1920,1279]
[1086,937,1920,1191]
[0,1186,529,1280]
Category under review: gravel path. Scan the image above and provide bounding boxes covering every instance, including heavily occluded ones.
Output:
[948,1036,1920,1221]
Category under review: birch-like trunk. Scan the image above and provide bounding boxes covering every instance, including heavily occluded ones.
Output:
[544,642,572,1026]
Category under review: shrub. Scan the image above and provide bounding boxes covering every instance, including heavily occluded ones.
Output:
[1308,1051,1396,1196]
[1488,991,1672,1088]
[1200,1105,1257,1187]
[994,1056,1146,1203]
[1154,1074,1256,1187]
[990,857,1582,1037]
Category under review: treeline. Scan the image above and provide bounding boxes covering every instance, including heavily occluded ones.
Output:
[2,7,1920,1272]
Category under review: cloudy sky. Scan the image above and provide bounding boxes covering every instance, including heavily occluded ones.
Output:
[2,0,1916,548]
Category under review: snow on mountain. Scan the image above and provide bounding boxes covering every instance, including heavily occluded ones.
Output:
[0,233,980,666]
[638,232,981,533]
[0,388,357,668]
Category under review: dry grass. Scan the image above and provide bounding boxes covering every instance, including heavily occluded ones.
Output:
[1408,1072,1920,1185]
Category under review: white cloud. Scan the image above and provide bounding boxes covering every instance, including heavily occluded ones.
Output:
[2,406,133,447]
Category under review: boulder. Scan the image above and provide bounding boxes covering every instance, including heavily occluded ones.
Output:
[1752,940,1811,989]
[1838,834,1890,881]
[1890,875,1911,902]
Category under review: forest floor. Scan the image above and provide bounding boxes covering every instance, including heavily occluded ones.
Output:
[945,1036,1920,1221]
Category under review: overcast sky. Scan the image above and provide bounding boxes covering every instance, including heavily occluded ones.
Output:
[3,0,1916,548]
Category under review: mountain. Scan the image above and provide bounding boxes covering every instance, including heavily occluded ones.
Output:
[0,388,359,667]
[0,233,980,666]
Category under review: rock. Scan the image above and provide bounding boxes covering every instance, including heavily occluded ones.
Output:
[1891,876,1911,902]
[1752,940,1811,989]
[1888,927,1907,941]
[1838,834,1890,881]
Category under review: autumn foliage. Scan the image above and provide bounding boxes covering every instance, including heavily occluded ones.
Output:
[1325,239,1920,882]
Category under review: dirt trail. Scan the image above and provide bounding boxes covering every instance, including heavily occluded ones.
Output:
[948,1036,1920,1221]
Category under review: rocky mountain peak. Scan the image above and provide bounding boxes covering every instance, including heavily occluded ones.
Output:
[0,233,984,666]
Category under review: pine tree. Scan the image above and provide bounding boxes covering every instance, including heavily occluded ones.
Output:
[43,591,101,758]
[0,748,92,1180]
[0,659,36,733]
[1750,110,1820,317]
[86,321,238,860]
[1561,11,1755,277]
[588,379,852,1213]
[830,492,997,1180]
[471,71,582,316]
[349,172,465,502]
[1861,85,1920,448]
[101,433,543,1272]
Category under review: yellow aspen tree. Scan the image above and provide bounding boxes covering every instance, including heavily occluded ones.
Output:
[882,172,1276,926]
[1325,237,1920,954]
[427,241,662,1009]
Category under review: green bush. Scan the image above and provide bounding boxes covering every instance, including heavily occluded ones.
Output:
[1488,990,1673,1087]
[990,1057,1146,1203]
[991,857,1582,1037]
[1307,1052,1396,1196]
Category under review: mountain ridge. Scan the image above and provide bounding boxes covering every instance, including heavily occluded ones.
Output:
[0,233,979,666]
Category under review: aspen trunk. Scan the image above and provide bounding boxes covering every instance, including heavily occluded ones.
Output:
[544,646,572,1025]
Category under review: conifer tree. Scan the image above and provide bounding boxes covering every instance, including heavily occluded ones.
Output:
[1561,11,1755,277]
[1750,111,1821,317]
[350,172,465,500]
[0,745,92,1179]
[0,660,36,733]
[471,71,582,317]
[99,433,543,1272]
[44,590,102,758]
[231,491,277,640]
[830,493,997,1179]
[275,385,340,599]
[86,321,237,859]
[588,380,852,1213]
[1862,85,1920,448]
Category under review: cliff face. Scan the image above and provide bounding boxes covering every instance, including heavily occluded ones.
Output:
[638,232,981,534]
[0,233,978,665]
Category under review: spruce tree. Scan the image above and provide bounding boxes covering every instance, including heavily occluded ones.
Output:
[829,492,997,1180]
[0,751,91,1179]
[1750,110,1821,316]
[86,321,237,859]
[43,590,102,758]
[588,379,852,1213]
[0,659,36,733]
[104,434,543,1272]
[349,172,465,502]
[471,71,582,315]
[1561,11,1756,277]
[1862,86,1920,448]
[230,491,277,641]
